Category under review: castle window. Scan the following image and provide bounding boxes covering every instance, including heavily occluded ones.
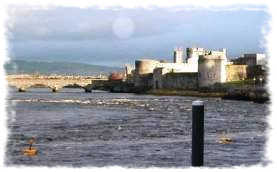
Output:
[207,72,215,79]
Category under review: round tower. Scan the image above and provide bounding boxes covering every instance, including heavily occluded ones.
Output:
[135,59,159,75]
[198,55,227,87]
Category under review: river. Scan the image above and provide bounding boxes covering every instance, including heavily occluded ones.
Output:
[5,88,268,167]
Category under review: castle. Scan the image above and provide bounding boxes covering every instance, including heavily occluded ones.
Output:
[126,47,266,90]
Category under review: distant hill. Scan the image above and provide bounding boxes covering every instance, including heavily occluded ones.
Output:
[4,60,122,76]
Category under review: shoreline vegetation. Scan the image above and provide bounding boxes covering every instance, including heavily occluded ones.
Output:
[148,81,269,103]
[110,80,269,103]
[145,88,269,103]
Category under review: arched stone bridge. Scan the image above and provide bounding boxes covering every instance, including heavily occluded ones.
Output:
[6,75,110,92]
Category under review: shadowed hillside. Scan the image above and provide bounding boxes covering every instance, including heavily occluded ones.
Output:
[4,60,122,76]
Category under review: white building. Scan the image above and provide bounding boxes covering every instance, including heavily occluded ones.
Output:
[243,53,266,66]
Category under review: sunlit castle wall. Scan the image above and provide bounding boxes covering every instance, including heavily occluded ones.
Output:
[156,63,198,73]
[135,58,198,76]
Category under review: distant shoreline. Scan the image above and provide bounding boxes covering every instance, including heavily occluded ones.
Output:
[9,85,269,103]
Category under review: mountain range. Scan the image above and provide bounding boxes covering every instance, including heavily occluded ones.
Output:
[4,60,122,76]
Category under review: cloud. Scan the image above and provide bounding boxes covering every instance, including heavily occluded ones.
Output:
[7,7,190,41]
[7,5,268,66]
[7,5,268,42]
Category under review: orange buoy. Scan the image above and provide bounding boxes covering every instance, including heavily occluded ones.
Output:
[23,147,38,156]
[22,137,38,156]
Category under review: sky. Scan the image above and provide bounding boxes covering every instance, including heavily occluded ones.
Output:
[7,5,269,67]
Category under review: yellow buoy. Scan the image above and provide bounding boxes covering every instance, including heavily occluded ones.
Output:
[22,137,38,156]
[219,136,232,144]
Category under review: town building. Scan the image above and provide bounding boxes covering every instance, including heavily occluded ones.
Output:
[231,53,267,80]
[232,53,266,66]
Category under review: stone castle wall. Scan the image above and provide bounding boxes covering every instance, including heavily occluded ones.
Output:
[153,72,198,90]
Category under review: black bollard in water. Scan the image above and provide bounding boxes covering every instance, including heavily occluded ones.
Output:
[191,100,204,167]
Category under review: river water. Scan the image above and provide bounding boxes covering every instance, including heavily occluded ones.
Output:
[5,88,268,167]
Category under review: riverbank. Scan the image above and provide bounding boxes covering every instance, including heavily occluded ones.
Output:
[106,79,269,103]
[145,88,269,103]
[28,81,270,103]
[147,89,225,98]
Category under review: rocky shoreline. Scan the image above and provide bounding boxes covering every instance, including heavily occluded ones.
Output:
[222,87,269,103]
[145,88,269,103]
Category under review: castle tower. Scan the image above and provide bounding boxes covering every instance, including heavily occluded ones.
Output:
[173,48,184,63]
[124,64,133,76]
[185,47,206,72]
[186,47,205,64]
[198,54,227,87]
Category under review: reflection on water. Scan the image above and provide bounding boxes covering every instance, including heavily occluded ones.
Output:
[6,88,268,167]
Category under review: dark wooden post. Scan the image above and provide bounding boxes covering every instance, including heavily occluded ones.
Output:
[191,100,204,166]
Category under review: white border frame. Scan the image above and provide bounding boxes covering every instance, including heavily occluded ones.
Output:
[1,0,275,171]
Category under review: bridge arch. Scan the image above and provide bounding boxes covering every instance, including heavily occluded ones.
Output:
[62,83,92,93]
[7,75,109,93]
[16,84,62,93]
[16,84,93,93]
